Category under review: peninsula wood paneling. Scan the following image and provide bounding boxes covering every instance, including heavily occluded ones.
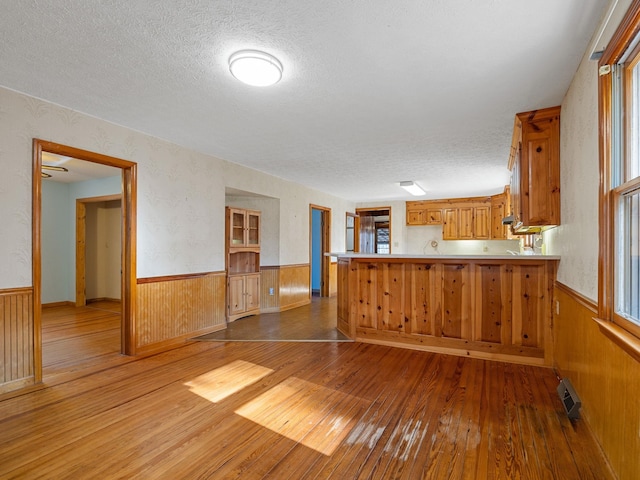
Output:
[554,284,640,480]
[340,257,556,365]
[278,264,310,311]
[329,261,337,297]
[475,264,510,344]
[0,288,34,394]
[136,272,226,354]
[337,259,350,336]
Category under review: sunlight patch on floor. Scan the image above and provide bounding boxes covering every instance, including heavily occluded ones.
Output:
[184,360,273,403]
[235,377,369,456]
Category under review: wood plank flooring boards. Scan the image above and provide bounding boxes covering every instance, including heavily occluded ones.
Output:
[0,300,613,479]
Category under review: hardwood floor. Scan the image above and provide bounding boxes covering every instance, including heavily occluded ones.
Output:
[196,296,351,342]
[1,300,613,480]
[42,300,129,383]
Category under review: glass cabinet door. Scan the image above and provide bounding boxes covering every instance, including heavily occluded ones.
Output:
[231,210,245,245]
[246,212,260,247]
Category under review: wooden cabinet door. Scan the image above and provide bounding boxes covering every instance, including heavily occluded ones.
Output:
[522,120,560,225]
[458,207,474,239]
[228,276,246,316]
[244,273,260,311]
[442,209,458,240]
[425,209,443,225]
[510,143,522,227]
[474,206,490,239]
[490,194,507,239]
[407,209,424,225]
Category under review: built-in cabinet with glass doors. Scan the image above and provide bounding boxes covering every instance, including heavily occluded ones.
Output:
[226,207,261,322]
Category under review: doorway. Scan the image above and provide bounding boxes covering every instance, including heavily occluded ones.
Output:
[310,205,331,297]
[355,207,391,254]
[33,139,137,383]
[75,195,122,307]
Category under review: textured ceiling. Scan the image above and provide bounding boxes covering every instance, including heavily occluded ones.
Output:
[0,0,610,201]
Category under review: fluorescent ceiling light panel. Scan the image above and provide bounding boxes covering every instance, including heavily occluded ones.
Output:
[400,181,426,196]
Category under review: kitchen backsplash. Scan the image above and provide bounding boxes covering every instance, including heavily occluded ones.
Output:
[406,225,521,255]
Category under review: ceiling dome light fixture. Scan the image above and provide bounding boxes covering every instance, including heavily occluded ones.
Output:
[229,50,283,87]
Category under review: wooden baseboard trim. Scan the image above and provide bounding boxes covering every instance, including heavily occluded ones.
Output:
[0,376,36,396]
[42,301,74,308]
[87,298,121,304]
[260,307,280,314]
[279,299,311,312]
[357,337,546,367]
[135,324,227,356]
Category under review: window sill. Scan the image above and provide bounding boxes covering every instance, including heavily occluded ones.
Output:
[593,317,640,364]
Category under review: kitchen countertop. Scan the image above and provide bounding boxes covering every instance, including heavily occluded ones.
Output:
[327,252,560,260]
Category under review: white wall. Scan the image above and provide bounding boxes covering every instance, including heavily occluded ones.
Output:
[0,86,355,289]
[41,181,71,303]
[544,0,633,301]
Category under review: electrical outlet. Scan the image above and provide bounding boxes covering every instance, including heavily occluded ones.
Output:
[556,300,560,315]
[269,287,274,296]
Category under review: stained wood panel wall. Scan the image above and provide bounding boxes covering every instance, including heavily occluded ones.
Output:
[554,284,640,480]
[260,264,311,313]
[136,272,226,354]
[260,267,280,312]
[339,258,557,365]
[0,288,34,394]
[279,264,310,311]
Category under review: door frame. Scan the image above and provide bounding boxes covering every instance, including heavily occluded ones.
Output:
[33,139,137,382]
[309,204,331,297]
[75,194,123,307]
[355,206,392,254]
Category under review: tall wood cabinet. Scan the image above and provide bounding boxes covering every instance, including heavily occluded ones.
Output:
[225,207,261,322]
[508,106,561,233]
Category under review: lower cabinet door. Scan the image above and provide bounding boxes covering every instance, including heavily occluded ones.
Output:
[228,275,246,316]
[245,273,261,311]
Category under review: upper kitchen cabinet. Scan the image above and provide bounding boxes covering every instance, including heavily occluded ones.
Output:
[227,207,261,248]
[407,202,443,226]
[408,197,492,240]
[508,106,561,233]
[490,188,511,240]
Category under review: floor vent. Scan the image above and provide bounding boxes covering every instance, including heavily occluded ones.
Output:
[557,378,581,419]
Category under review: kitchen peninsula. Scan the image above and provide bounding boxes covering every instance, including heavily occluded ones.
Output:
[333,253,560,366]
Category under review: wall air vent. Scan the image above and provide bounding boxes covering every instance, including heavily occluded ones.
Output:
[557,378,581,419]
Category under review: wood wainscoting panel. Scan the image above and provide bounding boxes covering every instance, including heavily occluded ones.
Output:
[0,288,35,394]
[260,265,311,314]
[554,283,640,480]
[260,267,280,312]
[278,264,310,311]
[136,272,226,354]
